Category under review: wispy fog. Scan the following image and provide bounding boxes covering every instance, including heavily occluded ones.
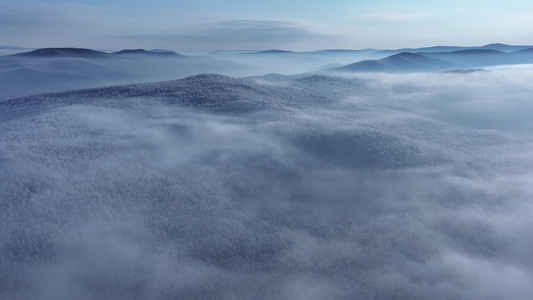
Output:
[0,50,380,99]
[1,68,533,299]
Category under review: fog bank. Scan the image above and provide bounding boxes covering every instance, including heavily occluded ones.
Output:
[1,69,533,299]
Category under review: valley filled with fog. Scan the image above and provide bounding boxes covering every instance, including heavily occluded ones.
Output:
[2,46,533,299]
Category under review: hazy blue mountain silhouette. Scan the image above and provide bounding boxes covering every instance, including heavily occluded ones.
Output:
[479,43,533,52]
[12,48,186,59]
[376,43,533,56]
[337,46,533,73]
[1,48,246,98]
[423,49,523,68]
[113,49,185,57]
[306,49,379,55]
[247,49,294,55]
[334,52,457,73]
[512,47,533,56]
[14,48,112,58]
[376,46,467,56]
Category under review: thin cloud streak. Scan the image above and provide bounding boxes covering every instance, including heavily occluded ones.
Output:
[116,19,343,50]
[1,1,532,50]
[0,3,107,26]
[176,20,316,43]
[354,13,428,21]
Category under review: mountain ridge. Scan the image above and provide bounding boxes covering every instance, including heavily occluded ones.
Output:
[334,52,457,73]
[13,48,112,58]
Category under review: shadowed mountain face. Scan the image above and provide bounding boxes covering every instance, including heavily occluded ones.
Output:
[2,71,533,299]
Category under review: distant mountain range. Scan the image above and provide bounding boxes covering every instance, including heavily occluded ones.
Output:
[374,43,533,55]
[202,43,533,73]
[14,48,113,58]
[0,48,243,99]
[208,43,533,56]
[11,47,185,58]
[249,49,294,54]
[335,52,458,73]
[3,43,533,57]
[333,47,533,73]
[2,44,533,98]
[113,49,184,57]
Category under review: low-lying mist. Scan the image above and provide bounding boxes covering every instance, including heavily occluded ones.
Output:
[0,50,376,99]
[1,68,533,299]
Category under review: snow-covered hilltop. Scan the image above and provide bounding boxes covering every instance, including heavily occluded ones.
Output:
[2,45,533,300]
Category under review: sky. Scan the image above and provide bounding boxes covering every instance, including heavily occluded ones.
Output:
[1,0,533,51]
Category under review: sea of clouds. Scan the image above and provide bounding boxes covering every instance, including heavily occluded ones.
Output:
[1,67,533,299]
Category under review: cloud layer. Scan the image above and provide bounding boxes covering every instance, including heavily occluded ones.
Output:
[3,0,533,50]
[1,69,533,299]
[118,19,333,50]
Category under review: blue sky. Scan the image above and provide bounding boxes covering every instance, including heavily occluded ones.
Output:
[1,0,533,50]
